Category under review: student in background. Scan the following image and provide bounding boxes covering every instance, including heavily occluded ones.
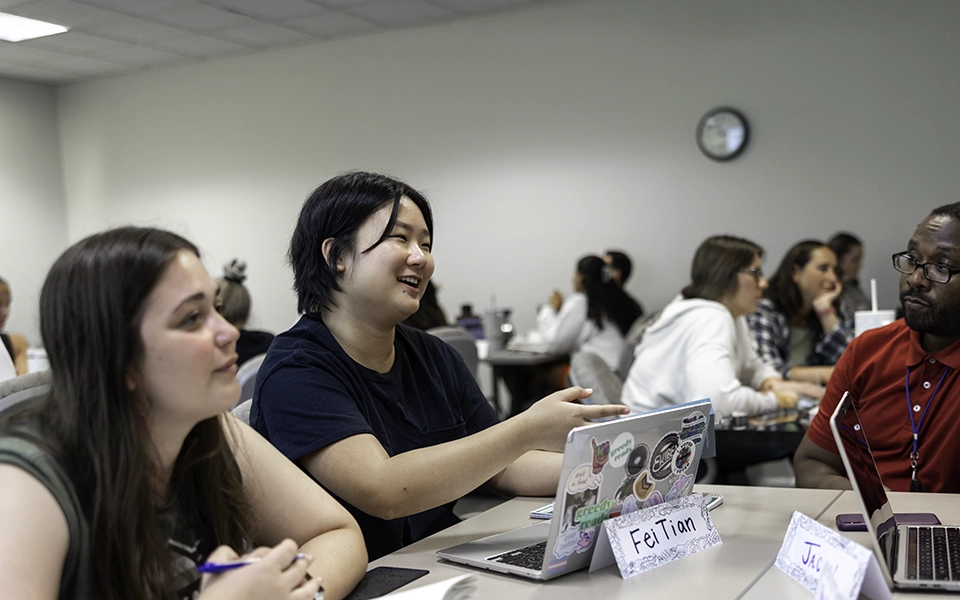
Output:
[747,240,854,385]
[252,172,628,560]
[828,232,871,314]
[537,255,643,371]
[0,227,366,600]
[0,276,28,377]
[217,259,275,366]
[603,249,645,323]
[622,235,820,418]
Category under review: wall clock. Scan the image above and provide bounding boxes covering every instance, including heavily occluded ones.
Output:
[696,107,749,161]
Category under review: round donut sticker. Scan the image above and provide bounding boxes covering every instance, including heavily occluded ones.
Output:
[672,440,695,476]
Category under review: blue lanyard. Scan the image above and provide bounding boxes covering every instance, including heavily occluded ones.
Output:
[904,365,950,492]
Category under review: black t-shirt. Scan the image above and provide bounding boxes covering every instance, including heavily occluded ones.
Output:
[251,315,499,560]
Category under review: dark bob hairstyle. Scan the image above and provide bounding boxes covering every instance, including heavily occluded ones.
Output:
[290,171,433,315]
[682,235,764,302]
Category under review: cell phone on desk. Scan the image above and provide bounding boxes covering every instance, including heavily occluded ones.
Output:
[836,512,941,532]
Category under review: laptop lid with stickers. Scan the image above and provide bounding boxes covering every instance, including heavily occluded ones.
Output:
[437,398,713,580]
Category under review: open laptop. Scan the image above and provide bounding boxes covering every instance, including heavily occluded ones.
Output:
[437,398,714,580]
[830,391,960,592]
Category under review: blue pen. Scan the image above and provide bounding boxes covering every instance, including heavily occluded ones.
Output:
[197,553,310,574]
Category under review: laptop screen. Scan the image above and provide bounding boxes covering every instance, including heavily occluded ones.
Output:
[829,392,899,579]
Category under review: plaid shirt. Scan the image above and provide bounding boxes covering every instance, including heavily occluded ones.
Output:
[746,298,854,377]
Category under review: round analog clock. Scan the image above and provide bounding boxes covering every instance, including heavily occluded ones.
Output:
[696,108,749,161]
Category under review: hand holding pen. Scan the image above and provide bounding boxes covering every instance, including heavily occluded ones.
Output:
[197,539,322,600]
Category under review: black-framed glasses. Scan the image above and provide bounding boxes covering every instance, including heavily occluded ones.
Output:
[739,266,764,283]
[892,252,960,284]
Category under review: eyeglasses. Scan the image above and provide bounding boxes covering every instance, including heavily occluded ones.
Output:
[892,252,960,284]
[739,267,764,283]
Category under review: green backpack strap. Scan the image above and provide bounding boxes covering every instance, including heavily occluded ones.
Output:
[0,435,91,600]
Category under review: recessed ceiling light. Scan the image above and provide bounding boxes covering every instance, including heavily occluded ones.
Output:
[0,12,69,42]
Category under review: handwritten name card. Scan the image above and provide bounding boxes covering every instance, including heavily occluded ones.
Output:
[593,493,721,579]
[775,512,891,600]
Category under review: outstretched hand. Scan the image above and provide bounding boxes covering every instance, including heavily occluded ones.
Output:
[521,386,630,453]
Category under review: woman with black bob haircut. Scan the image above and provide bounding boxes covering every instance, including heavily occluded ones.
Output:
[252,172,628,560]
[747,239,854,385]
[622,235,823,418]
[537,255,643,371]
[0,227,366,600]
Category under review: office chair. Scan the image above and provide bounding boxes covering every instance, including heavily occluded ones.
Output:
[426,326,479,381]
[568,352,623,407]
[0,370,52,414]
[231,398,253,426]
[235,353,267,408]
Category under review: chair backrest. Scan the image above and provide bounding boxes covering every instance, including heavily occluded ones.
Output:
[569,352,623,406]
[617,309,662,380]
[0,370,52,415]
[426,326,479,380]
[231,398,252,425]
[235,353,267,407]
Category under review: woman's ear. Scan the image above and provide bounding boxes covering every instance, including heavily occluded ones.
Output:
[125,369,137,392]
[321,238,346,273]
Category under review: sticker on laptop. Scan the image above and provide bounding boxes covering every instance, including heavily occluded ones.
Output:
[650,432,679,481]
[591,438,611,474]
[608,432,634,468]
[680,411,707,443]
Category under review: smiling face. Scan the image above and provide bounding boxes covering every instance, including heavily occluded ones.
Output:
[131,251,240,431]
[720,254,768,318]
[900,215,960,349]
[332,196,435,327]
[792,246,839,306]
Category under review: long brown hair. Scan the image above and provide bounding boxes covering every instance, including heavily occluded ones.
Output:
[3,227,253,599]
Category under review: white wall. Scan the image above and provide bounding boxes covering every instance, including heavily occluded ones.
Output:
[0,78,66,344]
[42,0,960,337]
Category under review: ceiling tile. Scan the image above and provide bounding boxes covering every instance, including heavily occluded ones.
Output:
[201,0,326,22]
[425,0,531,13]
[4,0,121,28]
[75,0,196,17]
[282,10,379,38]
[0,63,73,83]
[0,39,76,64]
[149,33,250,57]
[14,30,125,54]
[212,22,313,47]
[150,3,262,32]
[40,53,133,75]
[91,43,193,67]
[82,14,194,44]
[341,0,457,28]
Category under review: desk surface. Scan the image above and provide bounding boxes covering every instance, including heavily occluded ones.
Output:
[371,485,960,599]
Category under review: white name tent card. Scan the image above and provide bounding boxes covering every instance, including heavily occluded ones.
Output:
[776,512,891,600]
[590,492,721,579]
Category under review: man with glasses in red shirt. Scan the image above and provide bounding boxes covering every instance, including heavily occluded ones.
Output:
[796,202,960,492]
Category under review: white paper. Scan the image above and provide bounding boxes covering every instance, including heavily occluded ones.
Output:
[381,574,477,600]
[598,493,721,579]
[776,512,891,600]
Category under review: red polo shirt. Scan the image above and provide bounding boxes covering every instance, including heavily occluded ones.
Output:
[806,319,960,493]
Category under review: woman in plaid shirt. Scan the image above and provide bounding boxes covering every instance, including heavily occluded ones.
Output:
[746,240,854,386]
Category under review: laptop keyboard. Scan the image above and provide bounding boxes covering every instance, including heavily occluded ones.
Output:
[906,526,960,580]
[489,540,547,570]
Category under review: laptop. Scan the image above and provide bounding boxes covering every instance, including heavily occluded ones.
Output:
[830,391,960,592]
[437,398,714,580]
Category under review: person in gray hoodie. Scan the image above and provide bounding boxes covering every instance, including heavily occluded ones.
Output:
[621,235,824,418]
